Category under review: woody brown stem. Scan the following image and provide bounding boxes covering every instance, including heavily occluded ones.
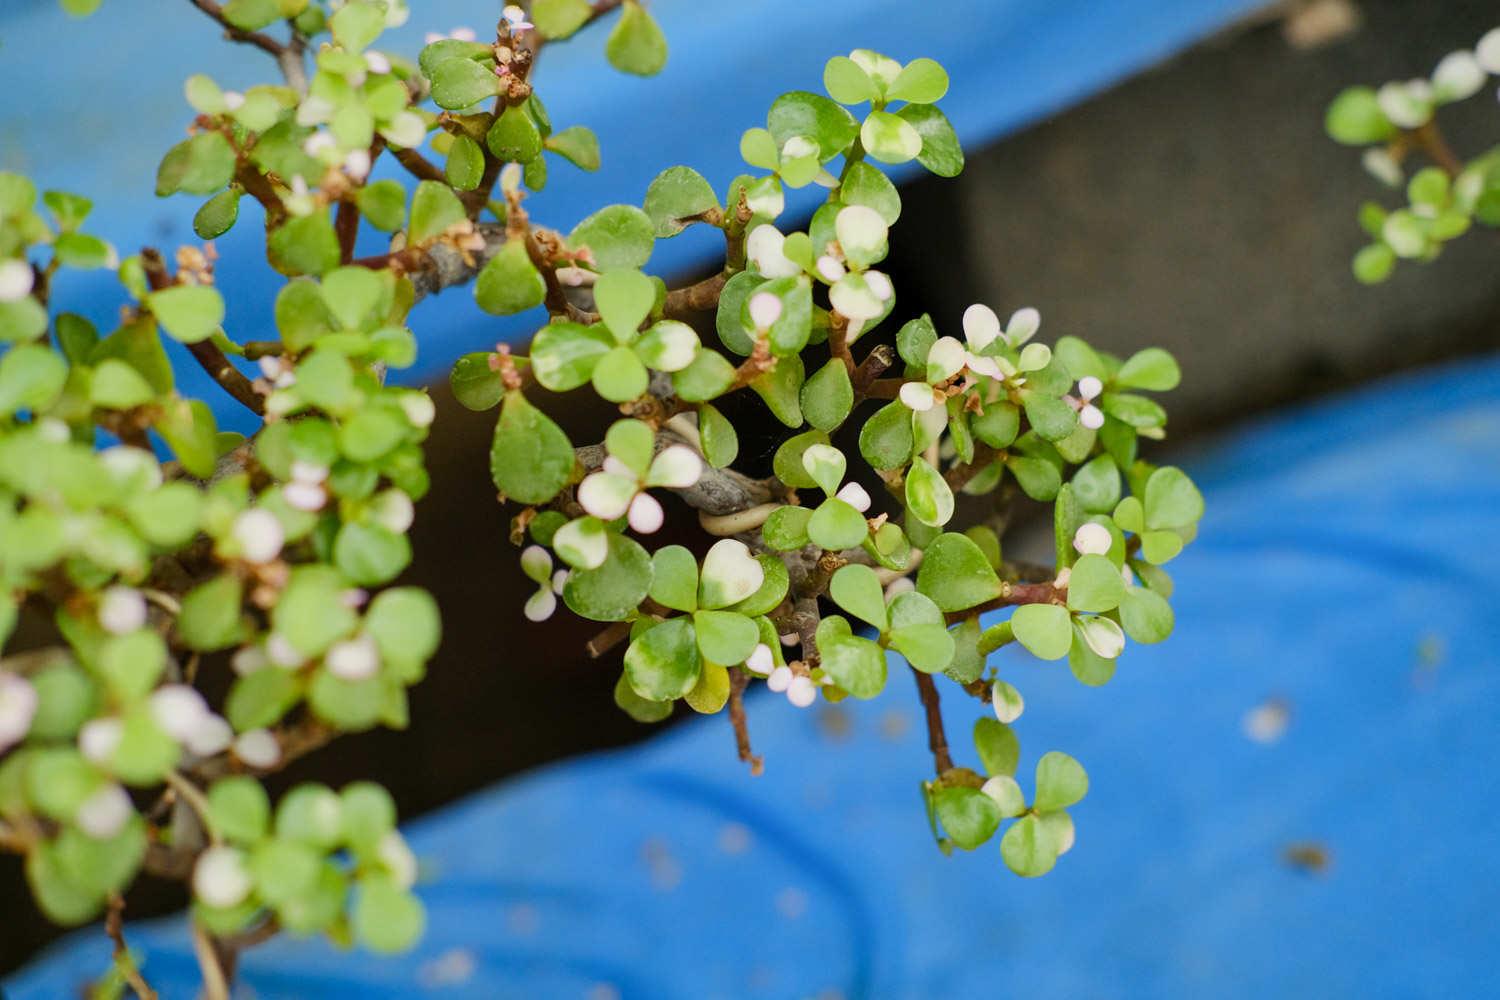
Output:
[912,667,954,775]
[728,667,764,775]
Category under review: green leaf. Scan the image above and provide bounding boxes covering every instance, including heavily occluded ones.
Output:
[897,103,964,178]
[801,443,846,497]
[112,711,180,785]
[840,161,901,225]
[55,818,146,898]
[1066,554,1126,613]
[563,533,652,621]
[1353,243,1396,284]
[823,55,878,105]
[888,623,955,674]
[546,125,601,171]
[1325,86,1396,145]
[934,786,1000,850]
[178,575,243,651]
[354,877,426,954]
[192,189,242,240]
[529,322,613,392]
[475,241,546,316]
[768,91,860,161]
[698,404,738,468]
[915,533,1001,613]
[591,345,649,402]
[1068,628,1117,686]
[605,0,668,76]
[227,668,303,731]
[615,670,673,722]
[364,587,441,666]
[750,351,805,427]
[698,539,765,609]
[819,625,887,699]
[1119,585,1174,643]
[1001,813,1058,877]
[355,179,408,232]
[829,564,887,630]
[648,545,699,612]
[148,285,224,344]
[26,843,103,925]
[208,776,270,844]
[693,610,759,665]
[0,297,49,344]
[1071,455,1120,514]
[408,181,467,245]
[761,505,812,551]
[1010,603,1071,661]
[269,211,341,276]
[905,457,954,527]
[155,398,219,477]
[859,400,915,470]
[671,348,736,402]
[974,717,1019,777]
[1115,348,1180,391]
[1143,466,1204,530]
[155,133,235,196]
[569,204,655,271]
[807,498,869,551]
[859,110,922,164]
[727,555,789,617]
[800,359,854,431]
[644,166,718,237]
[1005,455,1060,501]
[275,567,358,657]
[334,521,411,585]
[0,344,66,417]
[51,232,111,270]
[489,391,574,505]
[1023,391,1078,441]
[429,56,499,110]
[487,105,544,164]
[1034,751,1088,811]
[445,135,486,191]
[887,57,949,104]
[594,269,655,342]
[532,0,592,38]
[624,616,701,701]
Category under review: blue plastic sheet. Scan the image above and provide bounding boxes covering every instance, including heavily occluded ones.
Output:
[0,0,1263,433]
[11,354,1500,998]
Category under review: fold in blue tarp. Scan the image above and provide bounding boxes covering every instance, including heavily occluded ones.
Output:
[1,0,1264,431]
[11,354,1500,998]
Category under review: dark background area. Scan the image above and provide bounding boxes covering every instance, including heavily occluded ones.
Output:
[5,0,1500,974]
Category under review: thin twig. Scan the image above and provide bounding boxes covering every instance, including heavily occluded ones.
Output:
[191,921,231,1000]
[188,0,283,57]
[106,895,159,1000]
[163,771,219,844]
[912,667,954,775]
[727,667,764,775]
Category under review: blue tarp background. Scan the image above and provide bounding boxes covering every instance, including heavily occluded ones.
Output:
[11,1,1499,997]
[2,0,1264,430]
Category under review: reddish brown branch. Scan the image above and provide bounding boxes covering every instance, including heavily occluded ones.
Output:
[391,146,445,185]
[1413,121,1464,178]
[728,667,764,775]
[188,0,284,57]
[106,895,159,1000]
[912,667,954,775]
[851,343,896,395]
[141,249,265,417]
[663,271,729,316]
